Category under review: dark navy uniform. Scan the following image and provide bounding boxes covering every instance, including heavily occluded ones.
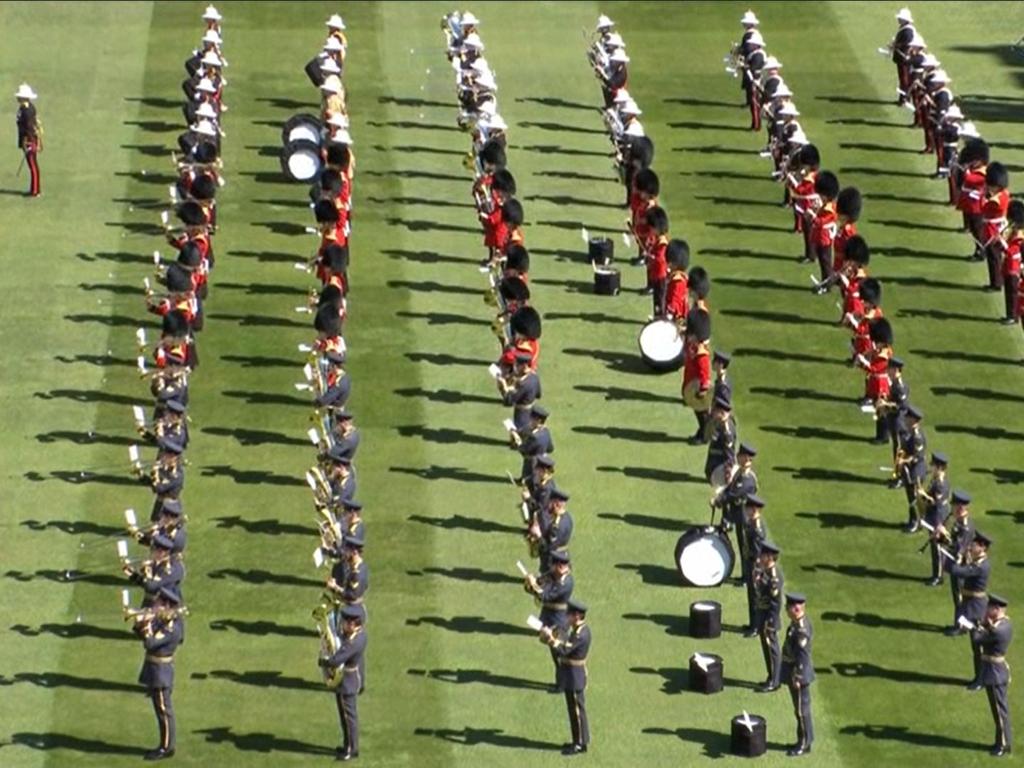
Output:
[331,420,360,462]
[973,599,1013,756]
[704,410,737,483]
[741,497,768,631]
[952,535,992,680]
[550,604,591,755]
[714,443,758,559]
[322,611,367,760]
[880,359,909,450]
[753,546,784,690]
[516,421,553,481]
[898,414,927,530]
[502,364,541,431]
[922,457,950,584]
[780,598,815,755]
[135,599,184,759]
[525,457,556,519]
[945,502,976,627]
[537,497,573,573]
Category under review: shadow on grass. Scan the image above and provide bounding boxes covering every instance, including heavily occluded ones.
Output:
[0,672,137,692]
[220,354,298,368]
[406,615,535,637]
[124,95,181,109]
[414,726,560,751]
[699,247,796,263]
[208,620,316,638]
[519,144,609,158]
[387,279,479,295]
[533,169,616,183]
[408,513,521,535]
[721,308,834,327]
[749,386,846,404]
[802,563,919,583]
[54,353,134,367]
[221,391,310,407]
[598,512,687,532]
[396,425,507,447]
[393,387,495,405]
[821,611,942,634]
[641,725,740,758]
[389,465,505,485]
[761,425,866,443]
[204,312,309,328]
[563,347,657,375]
[10,623,131,641]
[932,386,1024,404]
[34,389,140,406]
[615,563,680,587]
[10,732,138,755]
[5,569,124,587]
[207,569,321,588]
[386,217,480,234]
[36,430,135,447]
[598,466,704,484]
[793,511,892,530]
[405,354,485,368]
[910,348,1020,366]
[217,280,308,296]
[516,95,595,111]
[622,612,690,636]
[774,466,876,485]
[409,667,550,691]
[382,248,471,265]
[378,95,449,108]
[202,426,308,447]
[716,276,809,294]
[200,465,306,486]
[574,384,677,404]
[396,310,490,327]
[226,249,297,264]
[524,193,621,209]
[24,470,140,488]
[194,725,333,755]
[211,516,314,536]
[21,519,121,536]
[839,723,989,751]
[545,311,636,325]
[408,567,521,585]
[574,425,686,443]
[936,424,1024,441]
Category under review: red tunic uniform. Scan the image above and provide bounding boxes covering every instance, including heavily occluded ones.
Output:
[853,307,883,358]
[833,221,857,273]
[810,201,838,248]
[665,270,689,319]
[957,166,987,215]
[1003,231,1022,280]
[863,345,892,401]
[682,339,711,392]
[646,235,668,284]
[982,189,1010,245]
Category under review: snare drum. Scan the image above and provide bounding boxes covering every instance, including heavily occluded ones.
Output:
[638,319,684,371]
[674,525,735,587]
[281,139,323,182]
[282,113,324,147]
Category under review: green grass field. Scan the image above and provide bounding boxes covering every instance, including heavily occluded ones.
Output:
[2,1,1024,766]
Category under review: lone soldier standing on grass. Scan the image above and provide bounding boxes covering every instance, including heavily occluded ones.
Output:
[14,83,41,197]
[973,593,1013,757]
[780,592,814,757]
[539,597,591,757]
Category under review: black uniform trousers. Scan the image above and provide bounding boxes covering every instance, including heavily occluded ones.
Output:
[788,682,813,748]
[985,243,1004,291]
[987,683,1012,750]
[149,686,175,751]
[335,691,359,754]
[565,689,590,746]
[757,614,781,687]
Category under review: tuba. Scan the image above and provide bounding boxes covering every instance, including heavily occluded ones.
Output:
[314,607,344,689]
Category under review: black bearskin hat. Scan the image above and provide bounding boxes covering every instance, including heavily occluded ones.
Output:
[634,168,660,196]
[314,304,341,335]
[504,244,530,273]
[986,162,1009,189]
[869,317,893,345]
[318,284,343,309]
[325,143,350,169]
[814,171,840,200]
[645,206,669,235]
[687,310,711,342]
[163,309,190,336]
[837,187,862,222]
[502,198,524,227]
[320,169,344,195]
[630,136,654,169]
[1009,199,1024,228]
[479,139,507,170]
[499,276,530,302]
[959,137,989,166]
[165,263,192,293]
[491,169,517,196]
[859,277,881,306]
[194,141,219,164]
[324,243,349,273]
[844,235,870,265]
[177,201,207,226]
[510,306,542,339]
[688,266,710,299]
[667,239,690,270]
[190,173,217,202]
[799,144,820,168]
[314,199,340,224]
[177,241,202,267]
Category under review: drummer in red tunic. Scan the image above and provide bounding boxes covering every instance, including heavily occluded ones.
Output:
[628,169,659,266]
[1003,200,1024,326]
[808,171,839,284]
[956,138,989,261]
[681,311,712,443]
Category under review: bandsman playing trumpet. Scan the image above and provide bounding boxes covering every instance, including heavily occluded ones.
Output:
[326,447,357,504]
[152,399,189,455]
[741,494,768,634]
[318,605,366,762]
[124,535,185,606]
[712,442,758,557]
[941,490,976,633]
[951,531,994,688]
[135,498,187,554]
[130,585,185,761]
[523,454,557,522]
[894,405,927,533]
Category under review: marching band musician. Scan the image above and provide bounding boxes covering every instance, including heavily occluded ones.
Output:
[144,448,185,520]
[627,168,659,265]
[499,351,542,431]
[664,239,690,324]
[682,311,712,444]
[124,534,185,607]
[511,405,554,482]
[920,452,951,586]
[808,171,839,284]
[895,405,927,533]
[742,30,765,131]
[888,8,916,106]
[153,399,189,455]
[524,454,557,521]
[138,498,188,554]
[202,4,222,36]
[319,605,366,762]
[597,45,628,109]
[982,162,1011,294]
[729,9,760,101]
[831,187,862,281]
[781,593,815,757]
[641,206,670,314]
[14,83,41,197]
[525,550,574,680]
[712,442,758,552]
[973,594,1013,757]
[879,356,909,459]
[753,541,784,692]
[132,585,185,761]
[940,491,976,634]
[788,143,820,248]
[315,350,351,416]
[741,495,768,634]
[148,263,201,331]
[956,137,990,261]
[951,532,993,688]
[150,364,190,419]
[529,487,573,573]
[711,350,732,408]
[1001,200,1024,325]
[326,409,360,462]
[704,396,737,486]
[327,533,368,623]
[538,598,591,756]
[327,447,357,504]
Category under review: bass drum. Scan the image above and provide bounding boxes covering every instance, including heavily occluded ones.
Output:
[282,113,324,147]
[638,319,684,371]
[281,139,323,183]
[674,526,735,587]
